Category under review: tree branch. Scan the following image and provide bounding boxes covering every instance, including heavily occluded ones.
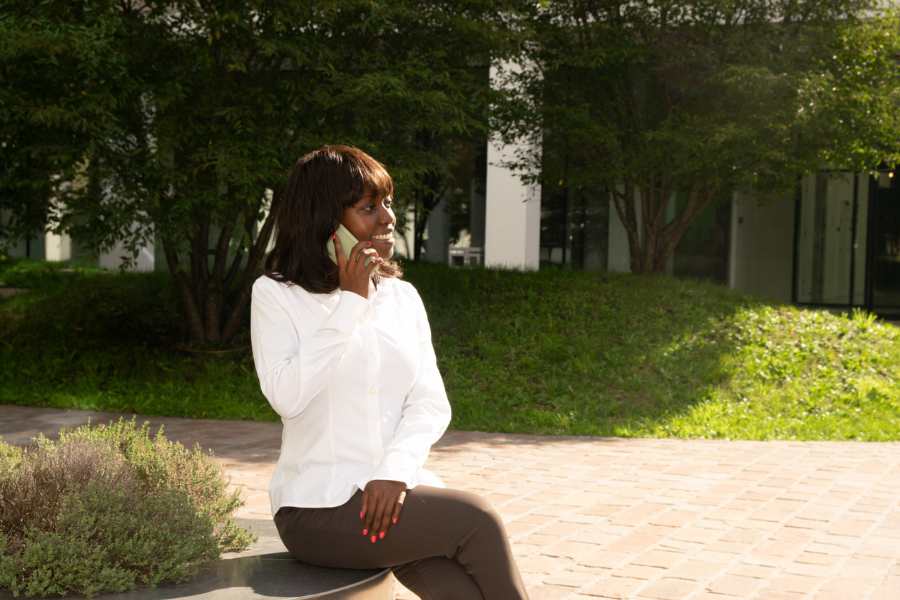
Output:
[211,212,236,284]
[162,236,205,343]
[220,185,281,342]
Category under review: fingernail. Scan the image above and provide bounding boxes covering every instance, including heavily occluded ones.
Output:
[392,517,397,524]
[370,535,377,543]
[359,511,364,519]
[362,528,368,536]
[379,531,385,539]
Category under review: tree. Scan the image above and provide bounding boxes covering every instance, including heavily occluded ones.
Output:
[2,0,528,346]
[0,1,130,249]
[496,0,900,273]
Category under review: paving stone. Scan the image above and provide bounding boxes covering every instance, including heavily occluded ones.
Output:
[635,577,698,599]
[3,405,900,600]
[705,573,763,597]
[631,550,686,569]
[765,573,822,595]
[542,569,601,588]
[727,563,777,580]
[582,576,647,598]
[663,559,721,582]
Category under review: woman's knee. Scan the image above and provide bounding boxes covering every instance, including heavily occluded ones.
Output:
[451,489,504,529]
[393,557,484,600]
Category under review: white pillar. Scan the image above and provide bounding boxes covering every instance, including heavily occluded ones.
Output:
[43,231,71,262]
[484,61,541,271]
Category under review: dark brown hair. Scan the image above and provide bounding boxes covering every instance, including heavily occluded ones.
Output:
[264,145,403,293]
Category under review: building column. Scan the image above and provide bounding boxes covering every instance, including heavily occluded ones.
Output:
[484,61,541,271]
[44,231,72,262]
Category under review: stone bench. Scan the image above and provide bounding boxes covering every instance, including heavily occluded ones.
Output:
[0,519,394,600]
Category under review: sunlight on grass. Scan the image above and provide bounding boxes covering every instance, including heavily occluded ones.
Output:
[2,258,898,439]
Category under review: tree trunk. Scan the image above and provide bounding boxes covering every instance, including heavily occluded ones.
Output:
[411,173,446,262]
[610,181,718,275]
[162,189,280,348]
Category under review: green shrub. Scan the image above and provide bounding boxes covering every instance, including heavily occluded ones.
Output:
[0,257,107,290]
[0,419,255,598]
[0,441,20,475]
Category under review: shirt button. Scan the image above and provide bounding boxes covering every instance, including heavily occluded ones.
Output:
[368,386,377,395]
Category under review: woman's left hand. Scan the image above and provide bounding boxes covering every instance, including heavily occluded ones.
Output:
[360,479,407,543]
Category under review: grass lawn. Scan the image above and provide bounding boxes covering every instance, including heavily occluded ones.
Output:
[1,257,898,440]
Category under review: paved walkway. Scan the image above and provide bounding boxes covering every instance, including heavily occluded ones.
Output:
[1,405,898,600]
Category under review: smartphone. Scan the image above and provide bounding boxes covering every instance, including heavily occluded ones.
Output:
[327,223,373,267]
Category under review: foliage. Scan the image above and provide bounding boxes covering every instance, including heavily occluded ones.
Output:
[497,0,900,272]
[0,419,254,598]
[1,0,529,346]
[0,442,21,475]
[0,1,130,246]
[797,9,900,171]
[0,255,106,289]
[1,261,898,440]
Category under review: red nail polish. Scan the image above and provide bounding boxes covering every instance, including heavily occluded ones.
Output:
[392,517,398,524]
[362,528,368,536]
[370,535,377,543]
[379,531,385,539]
[359,511,364,519]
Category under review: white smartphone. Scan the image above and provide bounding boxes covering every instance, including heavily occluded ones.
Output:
[326,224,373,267]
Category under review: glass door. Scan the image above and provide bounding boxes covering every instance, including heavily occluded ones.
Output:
[795,172,867,306]
[868,172,900,314]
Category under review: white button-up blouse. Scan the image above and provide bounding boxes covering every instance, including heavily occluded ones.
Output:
[249,273,451,514]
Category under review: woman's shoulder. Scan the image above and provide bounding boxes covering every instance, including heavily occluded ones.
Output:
[253,273,290,295]
[253,273,328,295]
[252,274,321,307]
[389,277,421,301]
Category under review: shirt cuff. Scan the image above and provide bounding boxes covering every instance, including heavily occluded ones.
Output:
[366,449,418,489]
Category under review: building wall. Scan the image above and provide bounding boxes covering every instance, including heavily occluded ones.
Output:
[729,190,795,303]
[606,189,676,275]
[97,230,156,272]
[607,192,634,273]
[423,194,450,264]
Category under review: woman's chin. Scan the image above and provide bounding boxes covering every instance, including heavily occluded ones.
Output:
[373,239,394,259]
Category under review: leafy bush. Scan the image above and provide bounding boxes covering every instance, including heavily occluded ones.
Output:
[0,419,255,598]
[0,257,107,290]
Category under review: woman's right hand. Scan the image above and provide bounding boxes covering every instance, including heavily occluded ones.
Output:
[333,233,383,299]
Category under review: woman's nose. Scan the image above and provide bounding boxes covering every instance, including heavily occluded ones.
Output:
[379,208,395,224]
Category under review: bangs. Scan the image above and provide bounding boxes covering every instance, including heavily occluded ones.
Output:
[359,159,394,203]
[336,146,394,207]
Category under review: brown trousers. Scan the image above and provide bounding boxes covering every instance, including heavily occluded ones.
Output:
[273,485,530,600]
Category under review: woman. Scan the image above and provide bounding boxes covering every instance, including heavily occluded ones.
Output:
[249,145,530,599]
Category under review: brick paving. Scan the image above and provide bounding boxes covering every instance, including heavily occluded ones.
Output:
[1,404,899,600]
